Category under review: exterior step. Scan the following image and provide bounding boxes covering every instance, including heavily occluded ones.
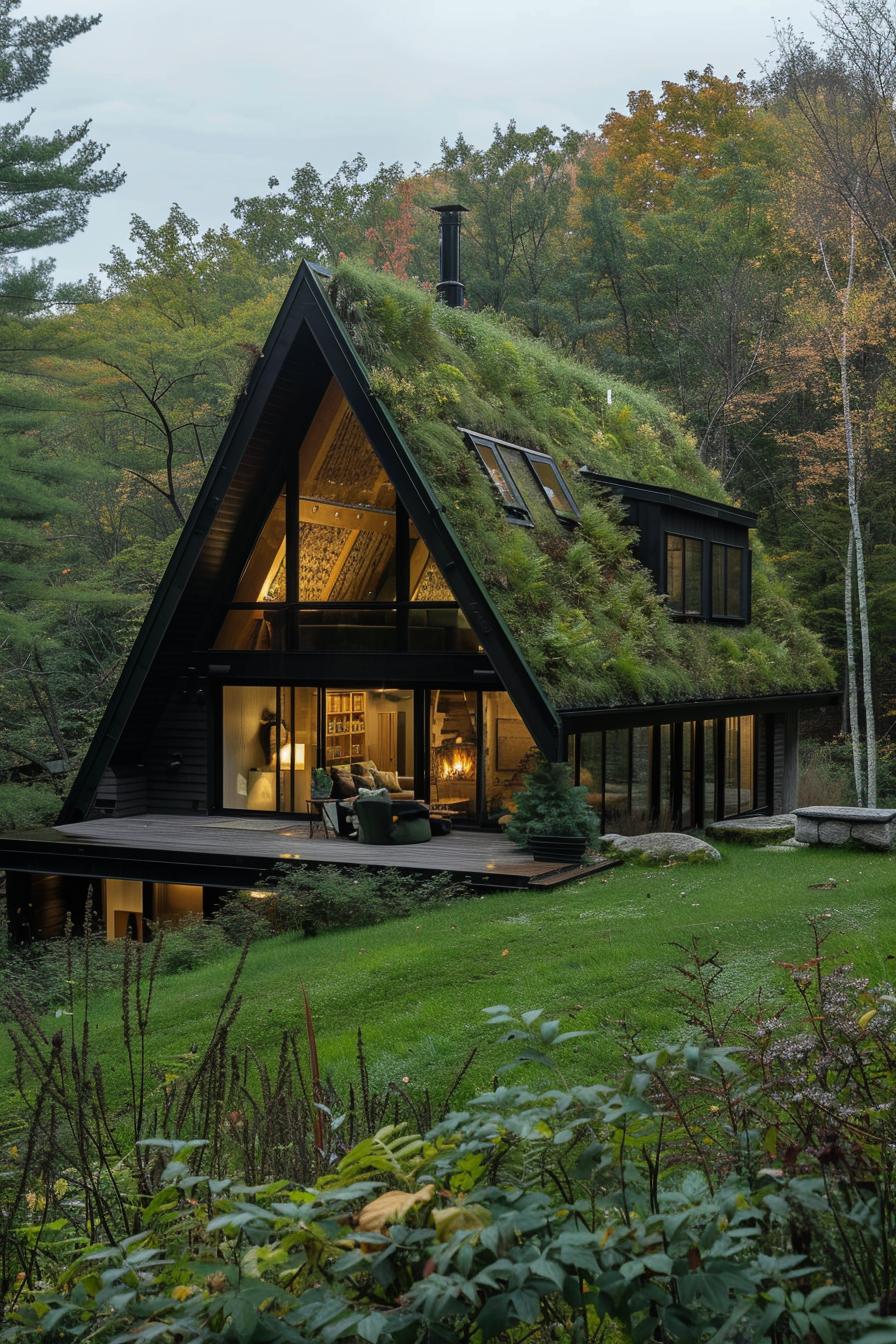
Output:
[470,855,620,891]
[528,857,620,888]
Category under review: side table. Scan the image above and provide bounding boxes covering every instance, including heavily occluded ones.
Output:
[308,798,337,839]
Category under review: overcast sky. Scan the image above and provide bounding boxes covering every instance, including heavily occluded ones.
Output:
[19,0,822,284]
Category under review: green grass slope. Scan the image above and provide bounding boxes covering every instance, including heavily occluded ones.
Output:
[328,262,833,710]
[6,846,893,1115]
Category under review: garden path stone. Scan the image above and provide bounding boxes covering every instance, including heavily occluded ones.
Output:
[600,832,721,863]
[705,814,796,845]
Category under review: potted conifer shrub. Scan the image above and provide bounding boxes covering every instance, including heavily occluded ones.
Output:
[311,767,333,800]
[506,758,599,864]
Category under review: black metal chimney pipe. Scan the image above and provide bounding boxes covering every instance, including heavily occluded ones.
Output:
[431,203,467,307]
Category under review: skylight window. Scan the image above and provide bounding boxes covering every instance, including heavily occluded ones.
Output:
[525,452,580,522]
[461,429,579,526]
[464,432,531,525]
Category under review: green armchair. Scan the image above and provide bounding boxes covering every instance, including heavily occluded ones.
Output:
[353,795,431,846]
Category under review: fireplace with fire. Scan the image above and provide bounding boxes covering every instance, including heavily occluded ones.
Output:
[436,739,475,781]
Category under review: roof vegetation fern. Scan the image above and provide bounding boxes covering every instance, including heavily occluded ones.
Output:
[328,260,833,711]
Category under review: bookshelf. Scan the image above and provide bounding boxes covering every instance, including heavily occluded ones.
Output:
[325,690,366,763]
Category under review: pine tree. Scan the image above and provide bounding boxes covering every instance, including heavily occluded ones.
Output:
[0,0,123,624]
[0,1,123,780]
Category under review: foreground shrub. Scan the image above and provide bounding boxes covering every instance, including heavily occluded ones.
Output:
[271,863,469,935]
[215,864,472,941]
[5,995,896,1341]
[4,920,896,1340]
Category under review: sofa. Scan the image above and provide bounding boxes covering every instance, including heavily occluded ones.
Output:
[328,759,415,802]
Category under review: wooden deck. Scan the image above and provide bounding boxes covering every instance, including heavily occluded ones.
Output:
[0,813,617,891]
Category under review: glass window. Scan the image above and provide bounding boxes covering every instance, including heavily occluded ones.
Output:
[703,719,717,822]
[603,729,630,830]
[481,690,536,822]
[681,721,695,829]
[738,715,754,813]
[711,544,746,618]
[326,688,414,787]
[721,715,756,817]
[666,534,703,615]
[724,717,739,818]
[432,689,479,822]
[408,520,478,652]
[214,607,288,652]
[579,731,604,818]
[474,441,519,508]
[685,538,703,614]
[658,723,673,829]
[463,430,578,524]
[726,548,743,618]
[221,686,318,813]
[298,421,397,605]
[630,726,653,829]
[233,494,286,603]
[526,453,580,521]
[712,545,725,616]
[466,434,531,523]
[666,535,684,613]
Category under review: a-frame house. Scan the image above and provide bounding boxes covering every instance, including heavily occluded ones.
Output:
[1,237,837,940]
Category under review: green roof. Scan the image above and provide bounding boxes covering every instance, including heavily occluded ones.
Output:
[328,261,834,712]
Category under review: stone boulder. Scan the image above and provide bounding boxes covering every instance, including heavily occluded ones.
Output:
[794,805,896,851]
[705,814,796,845]
[600,832,721,864]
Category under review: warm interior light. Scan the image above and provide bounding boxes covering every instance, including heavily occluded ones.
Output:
[279,742,306,768]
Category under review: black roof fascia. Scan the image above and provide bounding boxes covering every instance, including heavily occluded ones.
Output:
[294,267,563,756]
[582,470,758,528]
[560,688,839,732]
[59,262,564,825]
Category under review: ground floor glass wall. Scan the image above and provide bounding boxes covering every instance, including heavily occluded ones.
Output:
[219,683,536,823]
[573,714,765,834]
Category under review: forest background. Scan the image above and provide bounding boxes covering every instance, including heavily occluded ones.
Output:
[2,0,893,825]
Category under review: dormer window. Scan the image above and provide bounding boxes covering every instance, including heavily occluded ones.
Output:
[580,470,754,626]
[462,429,579,525]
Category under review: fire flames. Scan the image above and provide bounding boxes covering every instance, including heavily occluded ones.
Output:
[437,745,475,781]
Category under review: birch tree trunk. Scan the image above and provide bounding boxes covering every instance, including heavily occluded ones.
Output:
[821,213,878,806]
[844,532,864,805]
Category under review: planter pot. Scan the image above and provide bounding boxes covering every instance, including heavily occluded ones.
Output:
[528,832,589,865]
[311,789,333,801]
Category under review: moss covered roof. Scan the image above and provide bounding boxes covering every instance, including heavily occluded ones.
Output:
[327,261,834,713]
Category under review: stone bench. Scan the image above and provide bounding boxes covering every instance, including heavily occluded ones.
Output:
[793,805,896,850]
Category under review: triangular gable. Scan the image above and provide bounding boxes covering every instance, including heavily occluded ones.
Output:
[59,262,561,822]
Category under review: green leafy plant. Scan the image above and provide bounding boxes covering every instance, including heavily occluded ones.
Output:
[311,766,333,798]
[6,979,896,1342]
[505,756,599,845]
[271,863,468,936]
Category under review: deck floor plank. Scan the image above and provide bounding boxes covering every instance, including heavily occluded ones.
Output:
[0,814,618,889]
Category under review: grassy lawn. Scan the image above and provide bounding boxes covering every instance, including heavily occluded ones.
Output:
[5,842,896,1111]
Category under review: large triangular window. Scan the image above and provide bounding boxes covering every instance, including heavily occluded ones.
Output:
[214,380,476,653]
